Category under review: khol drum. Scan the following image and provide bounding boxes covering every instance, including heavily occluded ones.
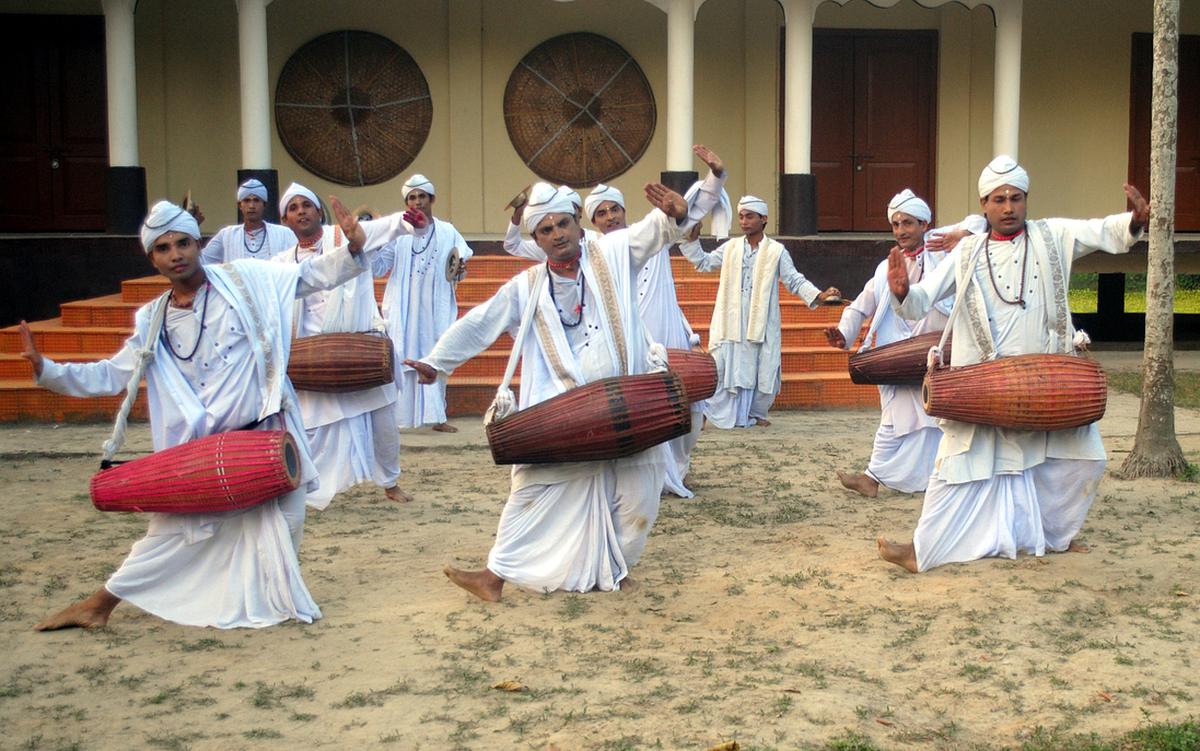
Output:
[91,430,302,513]
[288,332,394,392]
[849,331,951,386]
[665,348,718,402]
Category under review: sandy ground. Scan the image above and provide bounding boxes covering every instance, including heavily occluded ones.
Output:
[0,392,1198,751]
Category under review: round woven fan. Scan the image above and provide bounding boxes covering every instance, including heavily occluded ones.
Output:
[504,33,656,188]
[275,30,431,187]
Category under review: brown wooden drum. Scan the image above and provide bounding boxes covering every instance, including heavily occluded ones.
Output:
[922,354,1107,431]
[849,331,951,386]
[90,430,302,513]
[487,371,691,465]
[288,333,394,392]
[666,348,718,402]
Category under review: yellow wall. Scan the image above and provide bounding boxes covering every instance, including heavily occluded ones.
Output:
[4,0,1197,231]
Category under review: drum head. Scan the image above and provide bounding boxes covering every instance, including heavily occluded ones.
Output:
[282,432,302,489]
[445,247,463,282]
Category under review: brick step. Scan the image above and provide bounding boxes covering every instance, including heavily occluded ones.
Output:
[0,320,132,355]
[0,380,148,423]
[60,295,139,327]
[0,352,118,379]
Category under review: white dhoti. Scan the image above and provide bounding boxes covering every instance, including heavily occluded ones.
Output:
[105,486,322,628]
[704,383,778,429]
[866,423,941,494]
[304,404,401,510]
[661,403,704,497]
[913,458,1105,572]
[488,457,665,593]
[394,370,448,428]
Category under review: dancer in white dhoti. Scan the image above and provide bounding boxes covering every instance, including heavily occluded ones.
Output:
[680,196,840,428]
[375,174,473,433]
[407,148,726,601]
[201,179,297,264]
[877,156,1150,572]
[23,197,384,629]
[277,182,422,506]
[826,190,985,496]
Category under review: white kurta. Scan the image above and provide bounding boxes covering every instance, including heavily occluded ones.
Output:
[423,204,716,594]
[275,220,407,509]
[836,249,951,493]
[37,248,371,627]
[374,219,474,427]
[201,222,297,264]
[891,212,1140,570]
[681,236,821,428]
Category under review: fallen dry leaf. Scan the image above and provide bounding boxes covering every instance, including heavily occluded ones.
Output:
[1098,691,1114,702]
[491,680,528,693]
[875,718,895,727]
[704,742,739,751]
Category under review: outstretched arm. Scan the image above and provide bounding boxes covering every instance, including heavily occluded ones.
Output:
[409,281,524,380]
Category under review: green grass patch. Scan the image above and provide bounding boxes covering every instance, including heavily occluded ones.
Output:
[1068,289,1200,314]
[1106,370,1200,409]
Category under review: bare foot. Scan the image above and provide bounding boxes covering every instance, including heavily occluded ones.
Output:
[754,417,771,427]
[618,576,639,593]
[431,422,458,433]
[385,485,413,503]
[34,589,120,631]
[443,565,504,602]
[876,536,918,573]
[1066,540,1090,553]
[837,471,880,498]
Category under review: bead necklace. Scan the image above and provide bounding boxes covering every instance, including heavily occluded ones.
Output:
[411,219,436,255]
[160,282,211,361]
[548,269,586,328]
[242,223,267,255]
[983,226,1029,309]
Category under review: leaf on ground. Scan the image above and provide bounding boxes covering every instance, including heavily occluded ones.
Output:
[704,742,739,751]
[491,679,527,693]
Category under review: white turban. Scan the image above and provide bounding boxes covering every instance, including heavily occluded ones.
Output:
[279,182,321,218]
[584,184,625,221]
[523,182,577,235]
[557,185,582,210]
[685,180,733,240]
[978,155,1030,198]
[402,173,435,199]
[237,178,268,203]
[737,195,768,217]
[140,200,200,253]
[886,189,931,224]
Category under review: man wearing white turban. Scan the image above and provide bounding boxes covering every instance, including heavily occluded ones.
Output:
[826,189,986,497]
[277,182,430,507]
[680,195,840,428]
[373,173,474,434]
[22,195,414,630]
[503,185,599,259]
[404,147,727,601]
[878,156,1151,573]
[200,179,297,264]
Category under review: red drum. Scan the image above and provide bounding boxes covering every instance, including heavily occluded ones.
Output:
[923,354,1107,431]
[666,348,718,402]
[487,372,691,465]
[288,333,394,393]
[849,331,950,386]
[90,430,301,513]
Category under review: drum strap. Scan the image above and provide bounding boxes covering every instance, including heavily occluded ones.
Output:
[99,291,171,469]
[929,239,989,369]
[487,264,548,425]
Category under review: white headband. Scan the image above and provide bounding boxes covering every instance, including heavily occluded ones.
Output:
[141,200,200,253]
[237,179,268,203]
[403,173,435,199]
[584,184,625,221]
[886,189,931,224]
[279,182,321,218]
[523,182,577,234]
[737,195,768,217]
[978,155,1029,198]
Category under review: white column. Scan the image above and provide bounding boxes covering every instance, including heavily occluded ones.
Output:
[102,0,138,167]
[237,0,272,169]
[992,0,1023,158]
[665,0,694,171]
[782,0,818,174]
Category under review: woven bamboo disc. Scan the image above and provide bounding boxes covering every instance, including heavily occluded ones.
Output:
[275,30,431,187]
[503,32,656,188]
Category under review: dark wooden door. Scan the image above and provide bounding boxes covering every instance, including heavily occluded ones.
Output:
[1129,33,1199,230]
[810,31,936,231]
[0,15,108,232]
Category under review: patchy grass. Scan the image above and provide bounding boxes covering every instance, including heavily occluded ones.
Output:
[1106,370,1200,409]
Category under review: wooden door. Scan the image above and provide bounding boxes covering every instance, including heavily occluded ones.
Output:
[809,31,936,231]
[0,15,108,232]
[1129,33,1199,230]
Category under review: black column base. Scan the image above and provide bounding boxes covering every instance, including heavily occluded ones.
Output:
[237,168,281,223]
[779,173,817,236]
[660,170,699,198]
[106,166,147,234]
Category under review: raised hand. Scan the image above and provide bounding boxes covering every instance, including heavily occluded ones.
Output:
[1124,183,1150,232]
[824,326,846,349]
[403,358,438,385]
[887,247,910,301]
[404,208,429,231]
[692,144,725,177]
[926,227,969,252]
[329,195,366,250]
[18,321,43,378]
[643,183,687,219]
[685,223,702,243]
[816,286,842,304]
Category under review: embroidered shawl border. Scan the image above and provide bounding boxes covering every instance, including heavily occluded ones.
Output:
[586,241,628,375]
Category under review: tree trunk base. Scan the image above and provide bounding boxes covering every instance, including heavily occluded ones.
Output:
[1118,448,1189,479]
